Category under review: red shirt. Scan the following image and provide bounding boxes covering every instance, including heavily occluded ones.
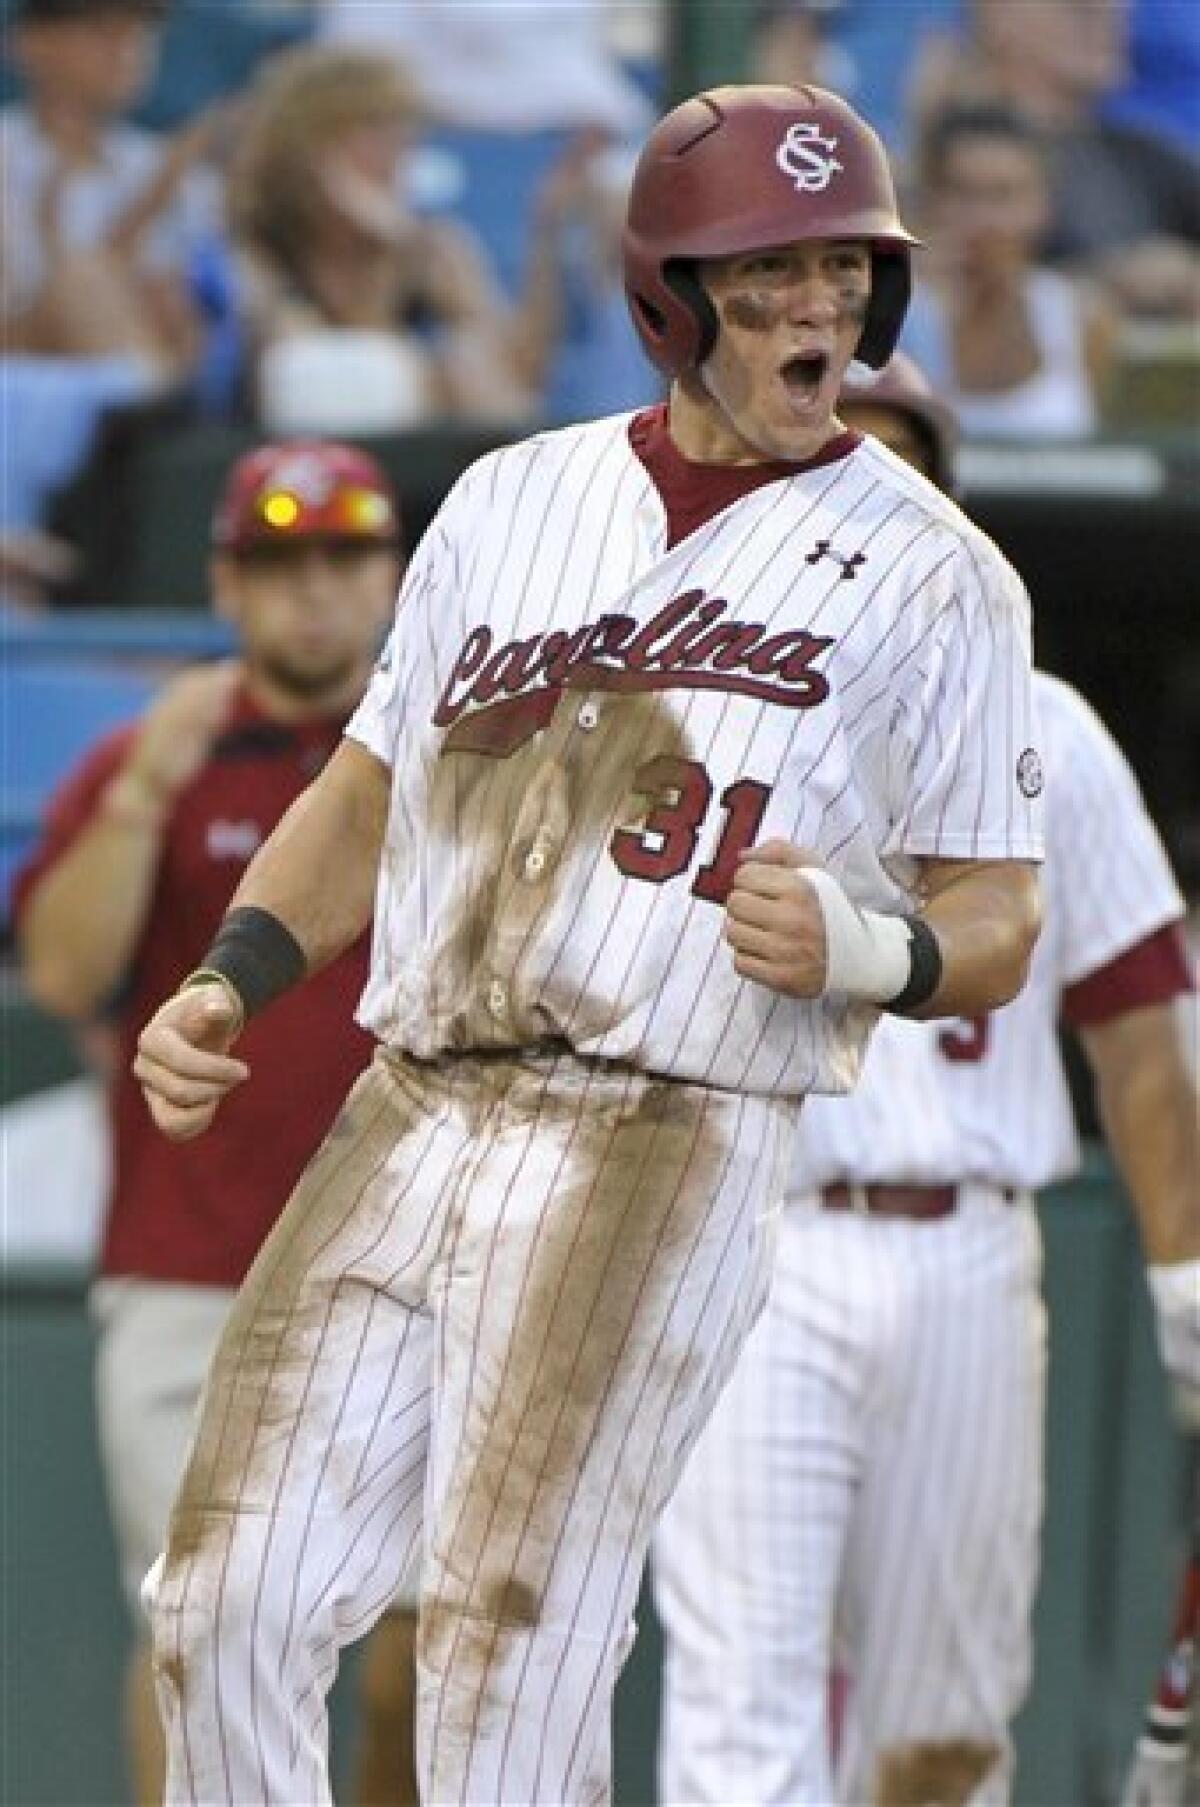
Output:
[13,689,374,1286]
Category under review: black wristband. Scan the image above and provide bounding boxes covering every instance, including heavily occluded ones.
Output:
[191,906,307,1021]
[884,916,943,1017]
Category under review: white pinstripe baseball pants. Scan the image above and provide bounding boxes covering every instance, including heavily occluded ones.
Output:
[654,1186,1046,1807]
[144,1047,792,1806]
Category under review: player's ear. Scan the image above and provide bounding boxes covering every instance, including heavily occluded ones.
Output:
[209,554,242,628]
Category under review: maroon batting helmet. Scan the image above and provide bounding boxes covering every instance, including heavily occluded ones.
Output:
[212,441,401,556]
[839,352,959,495]
[623,84,918,377]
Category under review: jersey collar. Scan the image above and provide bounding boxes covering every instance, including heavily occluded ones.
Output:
[628,402,861,550]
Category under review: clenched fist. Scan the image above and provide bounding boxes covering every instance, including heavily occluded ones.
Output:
[133,980,248,1141]
[724,839,829,998]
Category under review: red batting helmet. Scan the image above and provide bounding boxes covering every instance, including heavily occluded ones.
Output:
[212,441,401,556]
[839,352,959,495]
[623,84,918,377]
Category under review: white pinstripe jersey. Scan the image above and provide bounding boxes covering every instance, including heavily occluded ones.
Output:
[793,671,1188,1185]
[348,413,1042,1098]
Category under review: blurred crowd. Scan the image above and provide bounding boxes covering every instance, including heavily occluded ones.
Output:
[1,0,1197,610]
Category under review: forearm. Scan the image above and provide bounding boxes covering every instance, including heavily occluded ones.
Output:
[1083,997,1200,1265]
[215,739,390,994]
[107,130,204,259]
[19,774,167,1018]
[510,225,565,391]
[912,859,1042,1018]
[727,845,1041,1013]
[440,324,536,423]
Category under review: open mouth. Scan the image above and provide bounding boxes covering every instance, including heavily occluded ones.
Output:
[780,350,830,404]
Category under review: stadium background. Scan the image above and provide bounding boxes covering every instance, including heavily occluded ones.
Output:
[1,2,1196,1802]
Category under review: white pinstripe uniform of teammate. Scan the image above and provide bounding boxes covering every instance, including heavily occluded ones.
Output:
[132,92,1044,1806]
[654,358,1200,1807]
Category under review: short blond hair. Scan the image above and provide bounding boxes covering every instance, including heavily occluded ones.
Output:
[229,45,424,270]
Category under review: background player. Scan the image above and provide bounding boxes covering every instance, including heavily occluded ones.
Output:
[14,441,407,1806]
[130,85,1043,1806]
[653,355,1200,1807]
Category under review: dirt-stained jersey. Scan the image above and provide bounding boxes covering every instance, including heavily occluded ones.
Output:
[792,671,1191,1182]
[348,414,1042,1097]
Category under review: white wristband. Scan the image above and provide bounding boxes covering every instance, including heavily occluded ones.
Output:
[800,867,914,1005]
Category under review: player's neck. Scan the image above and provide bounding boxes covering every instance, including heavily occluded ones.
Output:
[242,663,371,726]
[667,378,838,468]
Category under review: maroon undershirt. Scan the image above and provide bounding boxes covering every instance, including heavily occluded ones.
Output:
[628,401,861,548]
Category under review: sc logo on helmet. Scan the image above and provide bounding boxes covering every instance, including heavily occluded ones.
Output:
[775,122,843,193]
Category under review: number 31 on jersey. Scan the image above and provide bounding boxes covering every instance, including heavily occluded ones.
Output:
[610,755,771,905]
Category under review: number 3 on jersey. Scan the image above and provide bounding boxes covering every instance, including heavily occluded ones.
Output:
[610,754,771,906]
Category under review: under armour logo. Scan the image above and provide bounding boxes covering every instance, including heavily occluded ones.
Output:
[775,122,843,193]
[805,539,866,579]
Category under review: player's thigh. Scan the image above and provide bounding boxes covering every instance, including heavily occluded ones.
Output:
[171,1054,456,1521]
[424,1064,795,1636]
[92,1277,234,1608]
[658,1206,867,1649]
[655,1207,877,1803]
[839,1198,1046,1790]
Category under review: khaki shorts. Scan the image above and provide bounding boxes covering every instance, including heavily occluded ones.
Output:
[92,1276,422,1618]
[92,1278,235,1612]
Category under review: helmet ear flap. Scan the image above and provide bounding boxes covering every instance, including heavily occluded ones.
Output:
[662,261,720,369]
[856,251,911,369]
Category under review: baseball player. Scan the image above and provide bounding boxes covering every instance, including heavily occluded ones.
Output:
[131,86,1044,1806]
[13,441,407,1807]
[653,356,1200,1807]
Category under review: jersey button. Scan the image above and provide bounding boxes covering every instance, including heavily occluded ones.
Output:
[577,701,599,730]
[523,827,556,880]
[487,979,508,1017]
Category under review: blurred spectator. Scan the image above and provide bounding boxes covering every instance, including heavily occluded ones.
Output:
[751,0,962,158]
[1102,0,1200,155]
[515,129,659,425]
[0,0,220,373]
[0,0,229,545]
[225,44,534,430]
[0,354,165,557]
[911,0,1200,319]
[752,1,835,89]
[0,522,78,612]
[903,104,1115,438]
[317,0,651,136]
[751,1,863,104]
[130,0,314,131]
